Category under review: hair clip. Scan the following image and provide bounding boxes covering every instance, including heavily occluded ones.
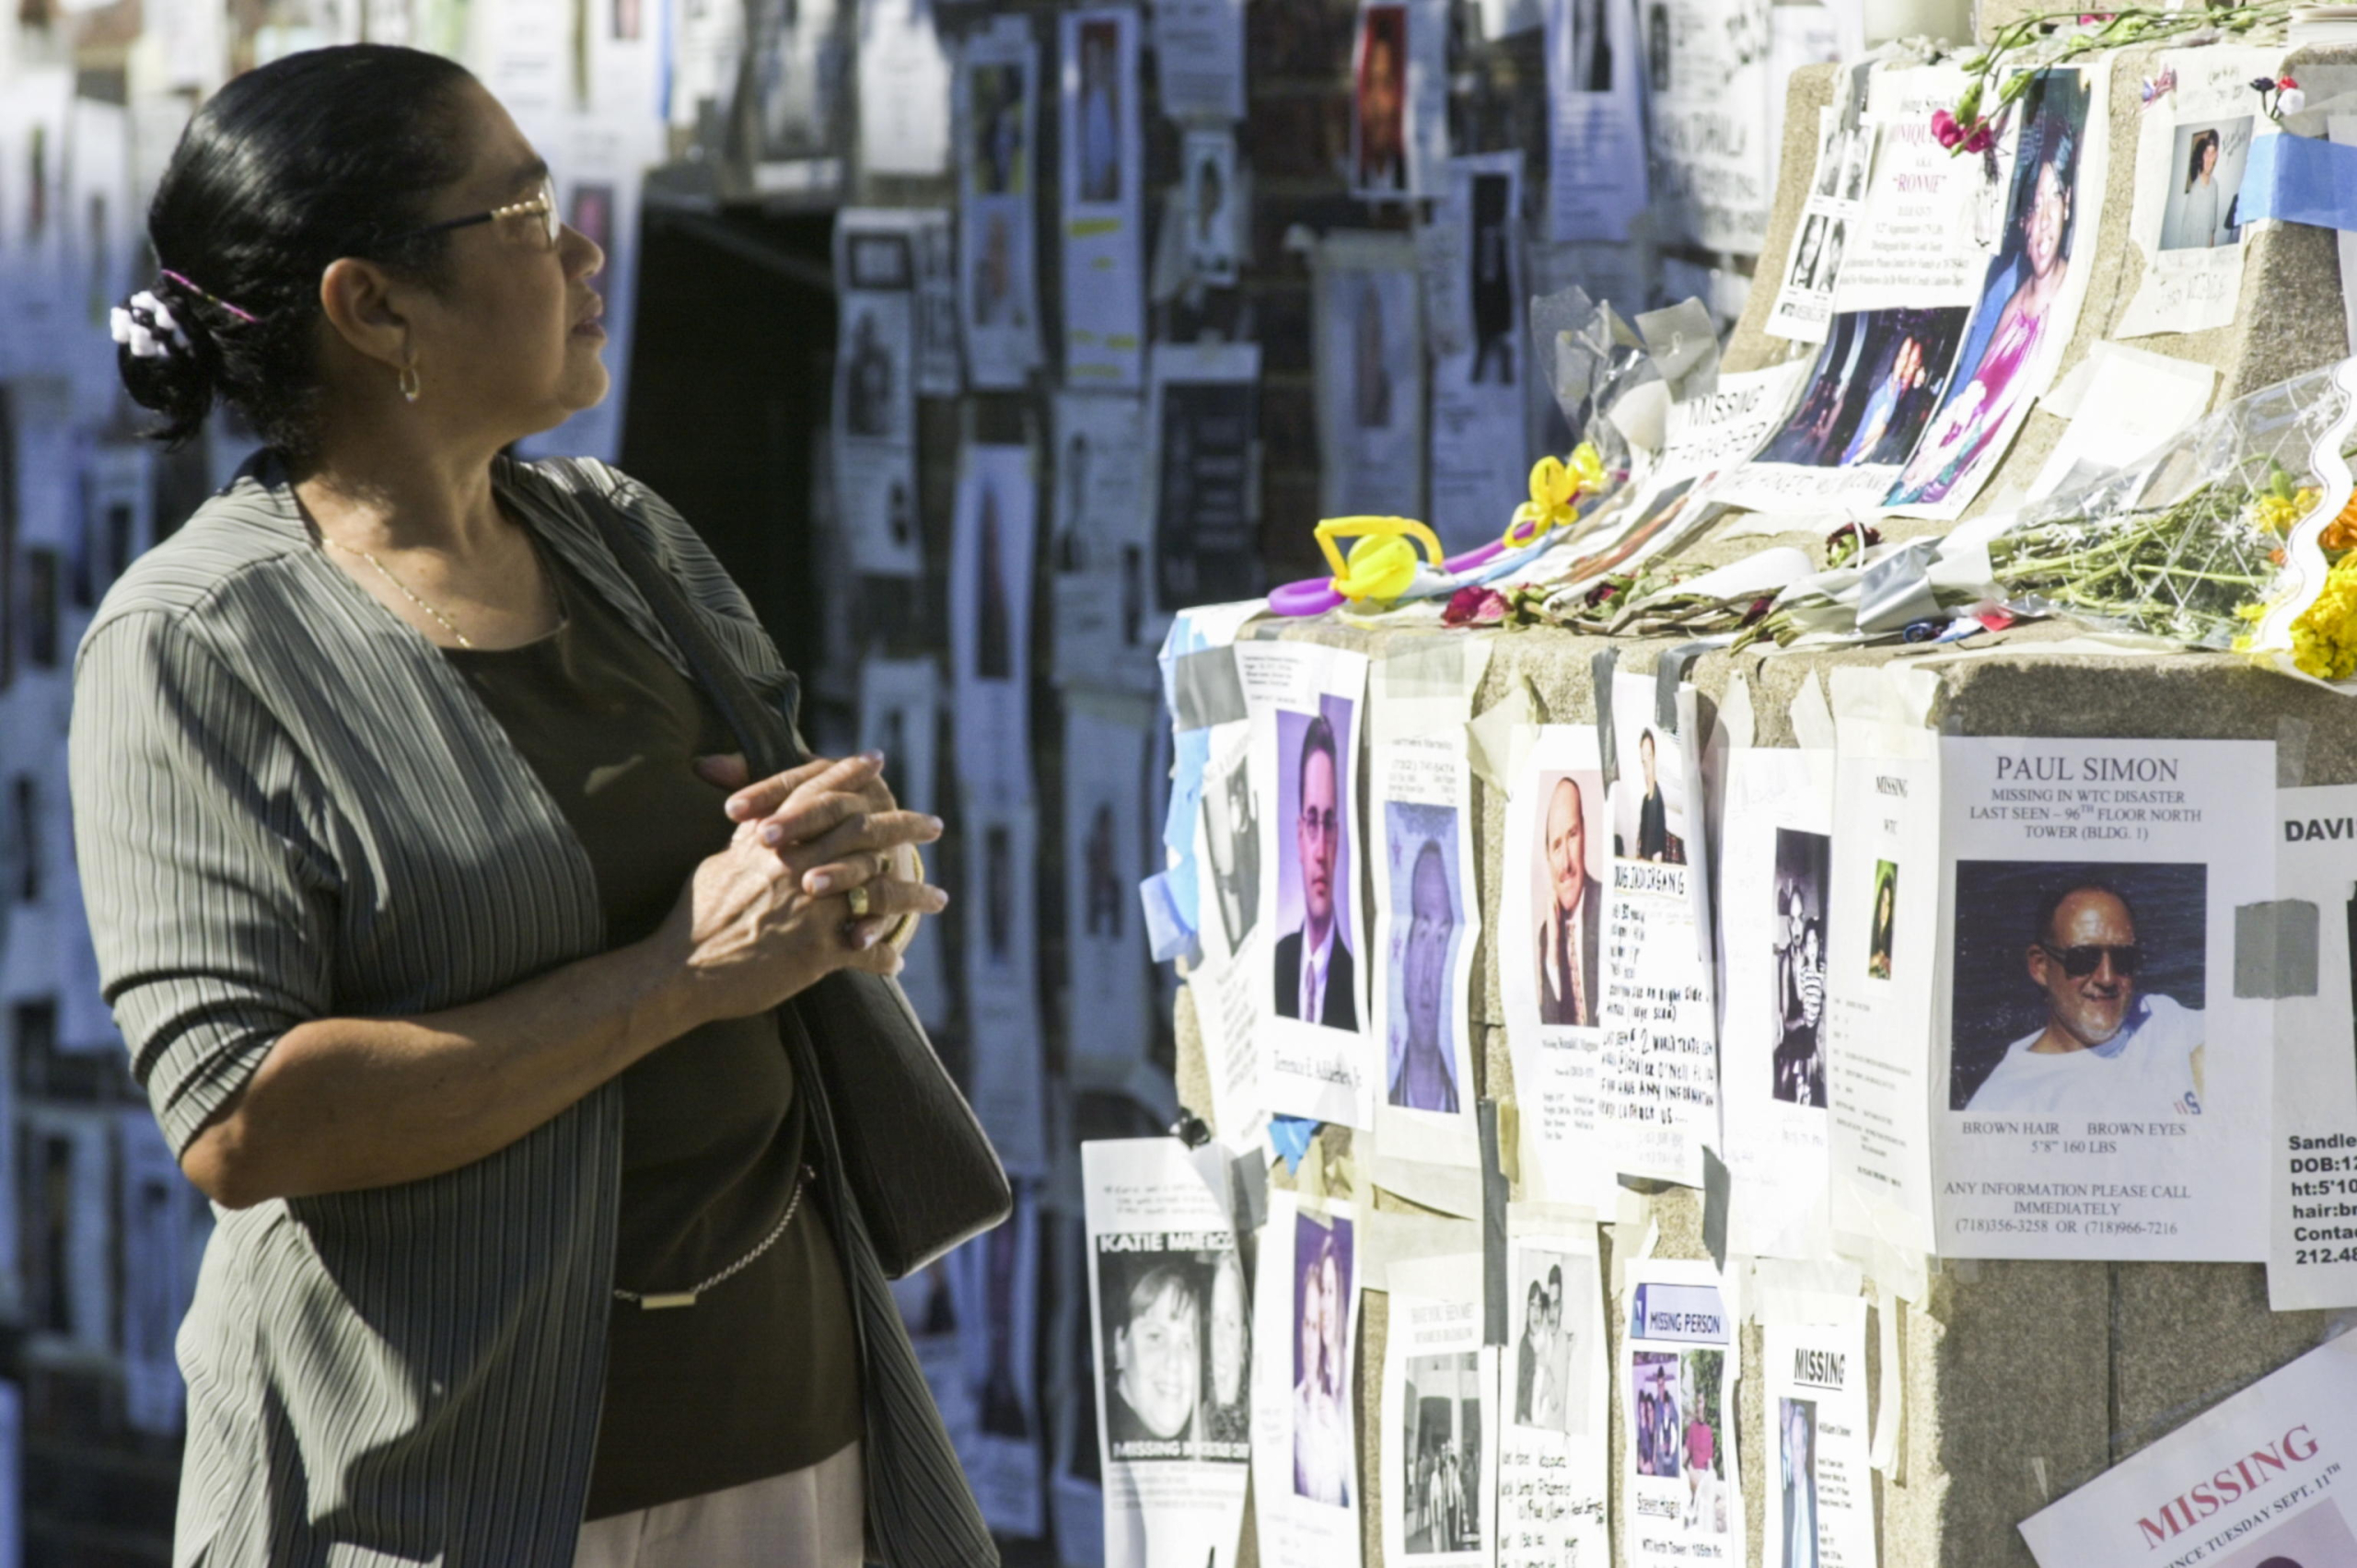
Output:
[110,291,186,360]
[159,268,261,325]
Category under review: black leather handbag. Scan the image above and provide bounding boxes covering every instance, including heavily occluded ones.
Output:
[578,483,1013,1280]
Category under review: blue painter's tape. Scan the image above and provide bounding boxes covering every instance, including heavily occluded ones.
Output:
[2238,133,2357,230]
[1268,1114,1318,1174]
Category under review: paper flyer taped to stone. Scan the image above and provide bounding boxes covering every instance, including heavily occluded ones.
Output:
[1192,716,1270,1145]
[1429,152,1527,552]
[948,443,1037,807]
[1884,66,2109,521]
[1370,729,1482,1171]
[2026,343,2215,503]
[951,1184,1045,1536]
[963,800,1050,1175]
[1252,1189,1364,1568]
[831,209,923,578]
[1600,671,1719,1189]
[1380,1255,1494,1565]
[1716,747,1838,1261]
[1152,343,1263,611]
[858,656,950,1027]
[1182,128,1244,290]
[1826,714,1940,1256]
[958,17,1045,389]
[1497,1221,1608,1568]
[1937,738,2273,1261]
[1834,64,1998,314]
[1761,1299,1874,1568]
[1642,0,1772,254]
[1050,390,1161,694]
[1242,641,1375,1127]
[1622,1260,1743,1567]
[1349,0,1448,200]
[2114,46,2282,340]
[1151,0,1245,122]
[1064,700,1158,1087]
[1502,725,1615,1208]
[1764,107,1875,344]
[2019,1328,2357,1566]
[1543,0,1647,240]
[1085,1138,1252,1568]
[2270,785,2357,1310]
[1060,6,1145,389]
[1313,232,1426,523]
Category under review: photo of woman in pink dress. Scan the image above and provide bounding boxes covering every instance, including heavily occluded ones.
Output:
[1887,71,2090,509]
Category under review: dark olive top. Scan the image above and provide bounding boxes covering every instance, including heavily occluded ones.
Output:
[442,530,860,1519]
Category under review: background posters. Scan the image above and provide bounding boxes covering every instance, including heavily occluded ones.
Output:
[1059,6,1144,389]
[1429,152,1527,552]
[857,656,950,1026]
[854,0,951,174]
[1313,233,1425,522]
[1643,0,1773,253]
[948,443,1037,806]
[1085,1138,1251,1568]
[962,801,1050,1174]
[959,17,1045,388]
[1181,128,1242,285]
[952,1184,1046,1536]
[1150,0,1245,122]
[1151,343,1262,612]
[1050,391,1160,693]
[1544,0,1647,239]
[832,209,923,577]
[1350,0,1447,199]
[1062,697,1158,1091]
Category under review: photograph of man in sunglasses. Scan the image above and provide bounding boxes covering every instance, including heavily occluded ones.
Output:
[1957,875,2207,1117]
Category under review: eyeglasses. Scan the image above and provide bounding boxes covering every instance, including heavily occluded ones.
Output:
[392,175,562,250]
[2037,941,2142,978]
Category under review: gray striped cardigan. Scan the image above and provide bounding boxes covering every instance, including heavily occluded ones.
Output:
[67,453,993,1567]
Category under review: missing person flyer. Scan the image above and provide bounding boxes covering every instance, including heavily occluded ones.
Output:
[1083,1138,1251,1568]
[2020,1328,2357,1567]
[1600,671,1720,1188]
[1252,1189,1364,1568]
[1937,738,2272,1261]
[1622,1260,1743,1568]
[1501,725,1615,1208]
[1826,701,1940,1257]
[2270,786,2357,1311]
[1761,1299,1875,1568]
[1190,715,1269,1146]
[1370,732,1482,1174]
[1715,746,1839,1260]
[1378,1255,1494,1567]
[1240,641,1374,1128]
[1496,1219,1609,1568]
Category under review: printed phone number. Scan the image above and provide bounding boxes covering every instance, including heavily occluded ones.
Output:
[1956,1218,2177,1236]
[2293,1246,2357,1265]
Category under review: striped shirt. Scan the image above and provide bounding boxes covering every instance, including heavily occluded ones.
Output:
[66,453,992,1567]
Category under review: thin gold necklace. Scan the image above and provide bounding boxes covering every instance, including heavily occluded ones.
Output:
[321,534,479,648]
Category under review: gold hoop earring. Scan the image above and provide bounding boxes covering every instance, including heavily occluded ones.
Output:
[399,362,421,403]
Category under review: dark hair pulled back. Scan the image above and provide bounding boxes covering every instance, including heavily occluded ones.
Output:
[123,45,480,457]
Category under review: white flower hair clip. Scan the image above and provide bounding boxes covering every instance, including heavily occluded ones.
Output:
[110,291,186,360]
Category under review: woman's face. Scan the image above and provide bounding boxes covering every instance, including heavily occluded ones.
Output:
[2200,139,2220,178]
[1116,1283,1200,1438]
[2025,158,2070,279]
[386,82,610,445]
[1297,1261,1324,1381]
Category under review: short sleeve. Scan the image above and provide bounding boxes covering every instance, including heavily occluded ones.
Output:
[68,611,338,1156]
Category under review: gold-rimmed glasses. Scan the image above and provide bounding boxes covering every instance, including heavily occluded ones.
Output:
[396,173,561,250]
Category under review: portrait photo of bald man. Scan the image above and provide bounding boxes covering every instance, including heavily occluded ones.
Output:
[1947,862,2209,1117]
[1533,772,1605,1028]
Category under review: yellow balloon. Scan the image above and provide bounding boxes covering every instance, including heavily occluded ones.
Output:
[1340,532,1421,600]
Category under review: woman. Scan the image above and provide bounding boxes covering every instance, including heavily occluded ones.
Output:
[1890,115,2081,507]
[1293,1233,1353,1507]
[1868,865,1898,981]
[70,46,978,1568]
[2165,128,2225,251]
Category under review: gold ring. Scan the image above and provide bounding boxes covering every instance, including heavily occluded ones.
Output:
[846,885,871,919]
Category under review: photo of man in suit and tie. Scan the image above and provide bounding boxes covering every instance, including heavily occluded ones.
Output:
[1275,707,1359,1031]
[1535,773,1604,1028]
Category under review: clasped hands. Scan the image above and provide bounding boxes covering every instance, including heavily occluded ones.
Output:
[691,749,948,952]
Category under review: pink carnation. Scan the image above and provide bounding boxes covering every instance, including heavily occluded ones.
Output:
[1930,108,1964,149]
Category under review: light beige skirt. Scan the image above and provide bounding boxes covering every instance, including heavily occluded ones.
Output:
[573,1440,865,1568]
